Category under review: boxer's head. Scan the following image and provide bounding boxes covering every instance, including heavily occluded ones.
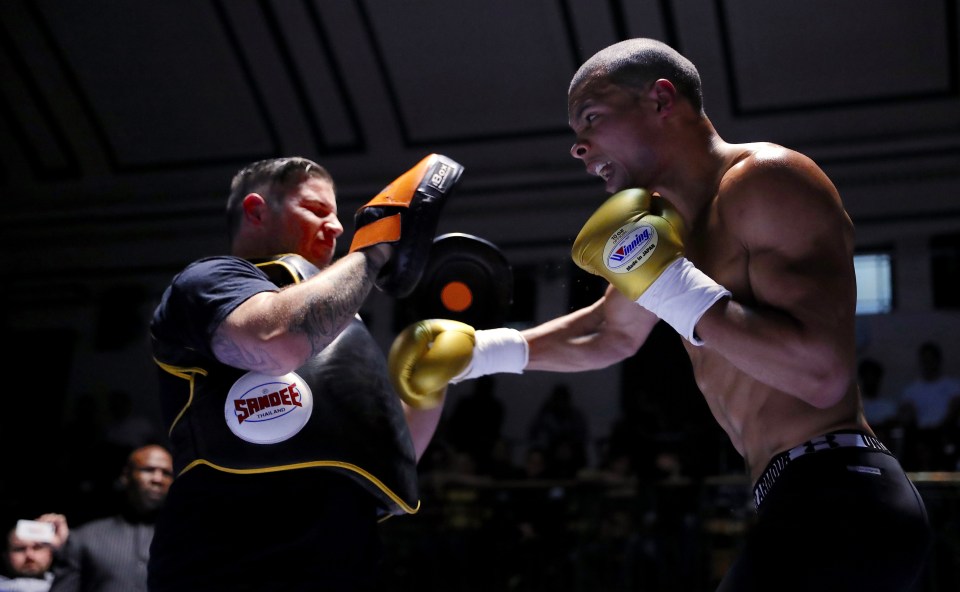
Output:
[568,38,703,116]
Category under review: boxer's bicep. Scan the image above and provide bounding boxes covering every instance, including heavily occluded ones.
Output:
[712,161,857,404]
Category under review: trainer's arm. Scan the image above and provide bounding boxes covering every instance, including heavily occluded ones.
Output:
[693,151,857,408]
[213,247,390,375]
[523,285,656,372]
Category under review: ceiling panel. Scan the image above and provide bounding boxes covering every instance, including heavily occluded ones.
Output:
[0,0,957,287]
[33,0,276,169]
[720,0,954,112]
[362,0,577,142]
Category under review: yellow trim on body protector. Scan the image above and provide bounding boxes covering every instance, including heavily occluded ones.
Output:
[153,358,207,437]
[153,357,420,516]
[254,255,306,284]
[179,458,421,515]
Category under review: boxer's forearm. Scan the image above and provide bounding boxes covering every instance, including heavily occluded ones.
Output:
[695,298,854,408]
[524,288,653,372]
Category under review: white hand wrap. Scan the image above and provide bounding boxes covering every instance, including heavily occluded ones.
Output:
[451,328,528,383]
[636,258,730,346]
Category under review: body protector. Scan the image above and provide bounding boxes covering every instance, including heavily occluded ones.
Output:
[152,254,419,516]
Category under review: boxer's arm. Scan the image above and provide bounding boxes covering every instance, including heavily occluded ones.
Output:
[453,286,654,378]
[388,292,653,408]
[213,248,389,375]
[693,149,857,408]
[523,285,656,372]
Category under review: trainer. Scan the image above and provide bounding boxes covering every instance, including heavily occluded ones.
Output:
[148,154,462,591]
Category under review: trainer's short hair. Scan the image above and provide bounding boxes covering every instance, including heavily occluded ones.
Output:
[225,157,333,242]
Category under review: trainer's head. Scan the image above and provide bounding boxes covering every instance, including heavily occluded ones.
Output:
[568,38,704,116]
[226,157,344,268]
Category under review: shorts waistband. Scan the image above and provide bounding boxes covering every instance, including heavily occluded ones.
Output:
[752,431,890,509]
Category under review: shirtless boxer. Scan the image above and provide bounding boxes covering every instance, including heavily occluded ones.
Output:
[390,39,931,590]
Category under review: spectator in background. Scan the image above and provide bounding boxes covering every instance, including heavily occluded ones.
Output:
[49,445,173,592]
[445,376,505,476]
[859,358,900,426]
[943,390,960,470]
[858,357,906,454]
[1,514,68,592]
[899,341,960,470]
[486,437,524,481]
[498,447,570,590]
[604,388,667,480]
[528,384,590,478]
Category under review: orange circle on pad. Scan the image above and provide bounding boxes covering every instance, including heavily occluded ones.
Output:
[440,281,473,312]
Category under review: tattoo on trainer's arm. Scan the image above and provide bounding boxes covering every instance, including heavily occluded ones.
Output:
[290,264,373,358]
[212,333,286,375]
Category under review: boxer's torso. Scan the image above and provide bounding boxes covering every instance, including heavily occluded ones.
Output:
[681,143,869,484]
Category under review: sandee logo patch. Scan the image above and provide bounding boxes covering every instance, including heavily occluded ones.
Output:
[234,383,303,424]
[224,371,314,444]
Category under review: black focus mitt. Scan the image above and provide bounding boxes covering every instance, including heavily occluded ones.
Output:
[349,154,464,297]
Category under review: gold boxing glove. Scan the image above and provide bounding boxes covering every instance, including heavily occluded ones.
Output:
[571,188,685,301]
[572,189,730,345]
[388,319,476,409]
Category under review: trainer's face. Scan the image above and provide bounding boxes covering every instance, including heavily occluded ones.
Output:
[274,177,344,268]
[568,78,663,193]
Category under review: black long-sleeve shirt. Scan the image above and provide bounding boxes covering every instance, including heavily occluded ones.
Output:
[50,516,152,592]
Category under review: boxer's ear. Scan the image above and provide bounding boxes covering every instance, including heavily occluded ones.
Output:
[650,79,677,114]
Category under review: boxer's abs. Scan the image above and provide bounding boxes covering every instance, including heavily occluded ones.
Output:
[694,361,867,485]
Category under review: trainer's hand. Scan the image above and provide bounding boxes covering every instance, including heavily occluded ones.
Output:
[572,188,684,301]
[350,154,464,297]
[572,188,730,345]
[388,319,476,409]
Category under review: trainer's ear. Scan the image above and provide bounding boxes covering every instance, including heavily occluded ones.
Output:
[241,193,268,225]
[650,79,678,114]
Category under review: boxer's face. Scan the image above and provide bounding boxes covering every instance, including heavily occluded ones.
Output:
[273,177,344,268]
[568,78,664,193]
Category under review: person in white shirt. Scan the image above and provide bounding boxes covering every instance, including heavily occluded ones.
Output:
[899,341,960,469]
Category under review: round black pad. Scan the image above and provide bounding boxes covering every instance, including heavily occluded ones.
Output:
[403,233,512,329]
